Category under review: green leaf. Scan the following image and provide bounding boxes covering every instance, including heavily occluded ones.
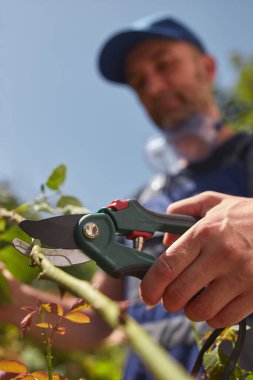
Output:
[0,245,39,283]
[14,202,31,214]
[0,218,6,232]
[203,346,225,380]
[0,224,31,244]
[203,344,243,380]
[56,195,83,208]
[46,164,66,190]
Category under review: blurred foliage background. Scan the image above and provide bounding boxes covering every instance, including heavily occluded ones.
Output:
[0,54,253,380]
[0,167,125,380]
[216,54,253,129]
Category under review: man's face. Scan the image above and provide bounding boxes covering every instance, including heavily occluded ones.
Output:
[125,38,215,131]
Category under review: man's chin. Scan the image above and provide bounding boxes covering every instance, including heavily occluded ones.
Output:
[157,111,201,132]
[157,117,186,132]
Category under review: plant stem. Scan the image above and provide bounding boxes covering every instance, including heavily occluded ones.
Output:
[0,207,24,224]
[46,338,53,380]
[30,244,192,380]
[39,305,53,380]
[191,322,202,349]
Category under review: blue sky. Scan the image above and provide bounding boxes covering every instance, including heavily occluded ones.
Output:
[1,0,253,211]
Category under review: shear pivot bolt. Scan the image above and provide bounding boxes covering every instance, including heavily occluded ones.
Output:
[83,222,99,239]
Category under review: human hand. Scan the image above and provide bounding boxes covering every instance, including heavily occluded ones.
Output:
[140,191,253,328]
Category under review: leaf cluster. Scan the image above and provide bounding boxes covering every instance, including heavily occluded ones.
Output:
[20,298,90,337]
[216,53,253,131]
[0,164,94,305]
[201,327,253,380]
[0,299,90,379]
[0,165,102,379]
[0,360,67,380]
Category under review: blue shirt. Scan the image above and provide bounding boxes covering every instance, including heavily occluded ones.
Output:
[123,133,253,380]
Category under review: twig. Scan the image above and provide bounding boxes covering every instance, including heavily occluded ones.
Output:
[0,208,24,224]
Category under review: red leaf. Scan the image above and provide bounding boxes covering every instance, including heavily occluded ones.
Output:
[55,327,66,335]
[20,306,35,312]
[20,311,36,337]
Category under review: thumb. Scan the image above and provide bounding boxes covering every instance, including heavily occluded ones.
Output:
[167,191,230,218]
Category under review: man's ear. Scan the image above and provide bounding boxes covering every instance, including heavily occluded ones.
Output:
[201,54,216,82]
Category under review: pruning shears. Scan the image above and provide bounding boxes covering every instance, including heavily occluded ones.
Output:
[13,199,196,279]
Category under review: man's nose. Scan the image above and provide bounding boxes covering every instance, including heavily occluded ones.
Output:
[145,72,168,97]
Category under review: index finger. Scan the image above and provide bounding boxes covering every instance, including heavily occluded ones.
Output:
[163,191,229,246]
[168,191,230,217]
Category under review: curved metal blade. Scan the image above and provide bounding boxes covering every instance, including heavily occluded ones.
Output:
[12,238,91,267]
[19,214,85,249]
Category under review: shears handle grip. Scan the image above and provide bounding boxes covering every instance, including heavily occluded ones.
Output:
[101,199,196,235]
[74,200,197,279]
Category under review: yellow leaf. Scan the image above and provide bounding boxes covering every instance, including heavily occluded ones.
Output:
[0,359,28,373]
[36,322,53,329]
[68,299,90,313]
[42,303,63,316]
[18,376,36,380]
[52,374,68,380]
[31,370,48,379]
[64,311,90,323]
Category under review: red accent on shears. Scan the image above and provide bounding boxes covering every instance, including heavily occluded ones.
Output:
[107,199,129,210]
[127,231,153,240]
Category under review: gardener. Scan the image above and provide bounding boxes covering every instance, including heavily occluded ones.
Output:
[95,14,253,378]
[1,14,253,380]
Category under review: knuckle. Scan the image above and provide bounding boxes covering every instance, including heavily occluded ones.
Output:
[207,313,235,328]
[218,236,242,264]
[192,219,212,241]
[201,190,217,199]
[155,254,176,279]
[185,298,212,322]
[162,284,187,313]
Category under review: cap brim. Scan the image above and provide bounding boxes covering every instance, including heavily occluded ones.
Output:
[98,29,183,84]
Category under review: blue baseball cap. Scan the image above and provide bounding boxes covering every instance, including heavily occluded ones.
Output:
[98,16,207,84]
